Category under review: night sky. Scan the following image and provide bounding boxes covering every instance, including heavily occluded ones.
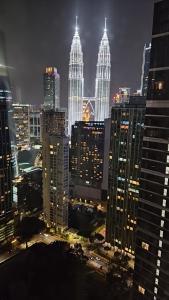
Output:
[0,0,154,107]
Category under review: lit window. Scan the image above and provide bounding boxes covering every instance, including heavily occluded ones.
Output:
[165,178,168,185]
[154,287,158,294]
[160,230,163,238]
[155,278,158,285]
[155,81,164,90]
[161,220,164,228]
[156,269,159,276]
[161,210,165,217]
[163,189,167,196]
[157,260,160,267]
[138,286,145,295]
[158,250,161,258]
[166,167,169,174]
[162,199,166,207]
[159,240,162,248]
[142,242,149,251]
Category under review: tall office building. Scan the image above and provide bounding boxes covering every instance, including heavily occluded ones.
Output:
[12,104,30,150]
[68,18,84,136]
[134,1,169,299]
[95,19,111,121]
[140,43,151,97]
[43,67,60,110]
[29,105,41,144]
[0,32,14,244]
[106,97,145,256]
[42,109,68,230]
[70,121,105,201]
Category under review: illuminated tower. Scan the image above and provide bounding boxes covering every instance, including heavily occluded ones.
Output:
[68,17,84,136]
[43,67,60,110]
[95,18,111,121]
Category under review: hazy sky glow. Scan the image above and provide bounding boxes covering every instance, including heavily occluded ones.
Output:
[0,0,154,106]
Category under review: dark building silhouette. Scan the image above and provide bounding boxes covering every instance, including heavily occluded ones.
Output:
[134,1,169,299]
[140,43,151,97]
[106,96,145,256]
[0,31,14,244]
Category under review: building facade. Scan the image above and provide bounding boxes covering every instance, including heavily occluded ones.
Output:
[0,32,14,245]
[12,104,30,150]
[68,20,84,136]
[70,121,105,201]
[140,43,151,97]
[134,1,169,299]
[29,105,41,144]
[95,20,111,121]
[42,109,68,230]
[43,67,60,110]
[106,97,145,256]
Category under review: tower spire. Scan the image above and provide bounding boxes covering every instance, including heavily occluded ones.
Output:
[104,17,107,33]
[75,16,78,34]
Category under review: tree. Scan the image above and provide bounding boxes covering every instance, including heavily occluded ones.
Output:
[16,217,46,248]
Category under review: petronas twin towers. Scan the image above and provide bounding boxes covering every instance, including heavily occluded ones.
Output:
[68,18,111,135]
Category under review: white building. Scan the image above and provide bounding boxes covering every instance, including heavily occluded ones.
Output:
[68,17,84,136]
[95,19,111,121]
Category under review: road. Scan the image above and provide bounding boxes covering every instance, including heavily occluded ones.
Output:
[0,233,109,276]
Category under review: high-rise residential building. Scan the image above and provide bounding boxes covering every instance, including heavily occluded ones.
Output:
[0,31,14,245]
[70,121,105,201]
[68,18,84,136]
[140,43,151,97]
[106,96,145,256]
[43,67,60,110]
[29,105,41,144]
[134,1,169,299]
[12,104,30,150]
[95,19,111,121]
[42,109,68,230]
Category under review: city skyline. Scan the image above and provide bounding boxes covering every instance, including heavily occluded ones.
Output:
[0,0,153,106]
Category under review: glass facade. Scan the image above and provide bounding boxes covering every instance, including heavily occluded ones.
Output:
[140,43,151,97]
[0,31,14,245]
[43,67,60,110]
[134,1,169,299]
[106,97,145,256]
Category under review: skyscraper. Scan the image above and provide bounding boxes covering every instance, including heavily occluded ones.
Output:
[106,96,145,256]
[42,109,68,230]
[134,1,169,299]
[0,31,14,244]
[43,67,60,110]
[68,18,84,136]
[95,19,111,121]
[12,104,30,150]
[140,43,151,97]
[29,105,41,144]
[70,121,105,201]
